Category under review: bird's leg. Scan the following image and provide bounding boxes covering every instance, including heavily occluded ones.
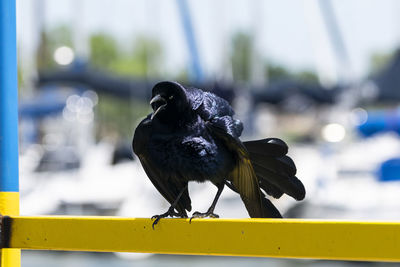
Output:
[190,184,224,222]
[151,184,188,229]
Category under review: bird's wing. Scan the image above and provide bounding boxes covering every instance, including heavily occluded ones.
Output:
[185,87,204,110]
[202,92,234,115]
[185,87,243,137]
[243,138,306,201]
[133,117,192,213]
[138,156,192,213]
[186,89,243,137]
[197,91,235,118]
[206,118,281,218]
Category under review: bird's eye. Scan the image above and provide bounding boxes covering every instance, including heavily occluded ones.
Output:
[169,95,174,100]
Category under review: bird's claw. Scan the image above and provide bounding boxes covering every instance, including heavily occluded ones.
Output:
[189,211,219,223]
[151,215,163,229]
[151,208,187,229]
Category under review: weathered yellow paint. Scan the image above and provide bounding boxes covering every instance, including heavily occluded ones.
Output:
[0,192,20,267]
[5,216,400,262]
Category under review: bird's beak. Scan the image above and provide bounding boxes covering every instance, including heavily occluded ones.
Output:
[150,94,167,120]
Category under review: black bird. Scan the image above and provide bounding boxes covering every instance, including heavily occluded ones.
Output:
[132,81,305,228]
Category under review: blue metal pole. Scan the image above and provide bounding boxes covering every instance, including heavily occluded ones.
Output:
[0,0,19,193]
[176,0,204,82]
[0,0,20,264]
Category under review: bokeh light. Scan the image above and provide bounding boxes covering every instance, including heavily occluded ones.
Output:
[321,123,346,143]
[53,46,74,65]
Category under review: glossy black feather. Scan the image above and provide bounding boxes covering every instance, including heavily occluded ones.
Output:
[249,154,296,177]
[133,115,192,213]
[244,138,288,157]
[261,196,283,218]
[243,138,305,201]
[205,120,277,217]
[259,179,284,199]
[252,163,305,201]
[132,81,305,220]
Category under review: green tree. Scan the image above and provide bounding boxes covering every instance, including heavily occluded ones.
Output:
[266,62,319,84]
[230,32,253,82]
[229,32,319,85]
[89,33,163,77]
[109,35,163,77]
[36,25,74,71]
[96,94,150,140]
[266,64,291,82]
[369,50,395,75]
[295,70,319,83]
[88,34,163,139]
[89,33,119,69]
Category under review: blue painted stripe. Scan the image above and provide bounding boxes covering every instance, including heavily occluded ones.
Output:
[0,0,19,192]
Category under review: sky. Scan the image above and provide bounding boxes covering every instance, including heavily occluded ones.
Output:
[16,0,400,82]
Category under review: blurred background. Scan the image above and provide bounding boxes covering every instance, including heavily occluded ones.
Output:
[15,0,400,266]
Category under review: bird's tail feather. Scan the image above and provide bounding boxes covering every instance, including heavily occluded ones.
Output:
[206,121,289,218]
[229,158,282,218]
[260,195,282,218]
[243,138,306,201]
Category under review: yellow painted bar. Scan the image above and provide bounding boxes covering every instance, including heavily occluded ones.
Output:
[0,192,19,215]
[4,216,400,262]
[0,192,20,267]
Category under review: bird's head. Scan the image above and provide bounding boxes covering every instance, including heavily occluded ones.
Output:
[150,81,190,122]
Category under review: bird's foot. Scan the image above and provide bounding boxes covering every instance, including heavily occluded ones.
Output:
[151,207,187,229]
[189,210,219,223]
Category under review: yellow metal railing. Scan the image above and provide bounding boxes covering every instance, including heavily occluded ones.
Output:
[1,216,400,262]
[0,193,20,266]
